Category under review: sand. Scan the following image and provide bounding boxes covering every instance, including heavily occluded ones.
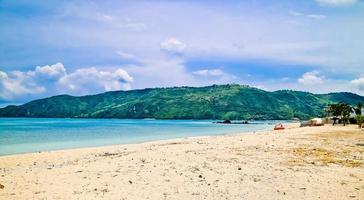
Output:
[0,124,363,199]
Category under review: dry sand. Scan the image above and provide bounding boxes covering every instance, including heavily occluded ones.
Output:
[0,124,363,199]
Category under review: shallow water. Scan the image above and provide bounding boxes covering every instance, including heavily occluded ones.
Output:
[0,118,275,156]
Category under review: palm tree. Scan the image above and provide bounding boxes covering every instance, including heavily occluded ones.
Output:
[328,103,352,126]
[353,102,363,128]
[353,102,362,115]
[340,103,351,126]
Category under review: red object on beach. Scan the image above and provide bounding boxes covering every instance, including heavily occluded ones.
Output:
[274,123,285,130]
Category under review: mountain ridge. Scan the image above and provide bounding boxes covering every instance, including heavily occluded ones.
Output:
[1,84,363,120]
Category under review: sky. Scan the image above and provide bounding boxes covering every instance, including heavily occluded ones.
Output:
[0,0,364,105]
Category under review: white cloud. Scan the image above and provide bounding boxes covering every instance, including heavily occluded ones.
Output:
[57,67,133,95]
[350,77,364,91]
[0,63,133,101]
[192,69,224,77]
[115,50,137,60]
[0,70,45,101]
[307,14,326,20]
[0,63,67,100]
[289,11,326,20]
[315,0,357,6]
[191,68,237,84]
[298,71,325,85]
[29,63,66,80]
[124,58,237,89]
[58,67,133,94]
[160,37,187,55]
[125,58,195,88]
[8,1,361,75]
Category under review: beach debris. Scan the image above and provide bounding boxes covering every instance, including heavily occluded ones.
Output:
[128,180,133,184]
[190,166,200,173]
[214,120,250,124]
[0,183,4,189]
[253,178,261,182]
[99,152,119,157]
[216,120,231,124]
[238,167,242,170]
[102,188,109,195]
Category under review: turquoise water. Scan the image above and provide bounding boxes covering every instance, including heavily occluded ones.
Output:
[0,118,274,156]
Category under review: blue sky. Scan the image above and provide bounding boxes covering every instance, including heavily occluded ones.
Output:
[1,0,364,105]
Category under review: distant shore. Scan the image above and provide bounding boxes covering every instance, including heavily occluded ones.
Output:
[0,124,363,199]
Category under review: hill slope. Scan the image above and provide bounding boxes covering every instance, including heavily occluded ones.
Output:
[0,84,363,120]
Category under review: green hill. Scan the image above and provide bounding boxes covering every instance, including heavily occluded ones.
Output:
[0,84,363,120]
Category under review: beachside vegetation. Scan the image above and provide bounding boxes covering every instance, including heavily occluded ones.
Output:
[328,102,364,127]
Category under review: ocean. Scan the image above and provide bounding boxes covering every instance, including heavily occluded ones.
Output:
[0,118,274,156]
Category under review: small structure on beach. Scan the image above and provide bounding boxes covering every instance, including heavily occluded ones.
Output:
[310,118,324,126]
[300,118,324,127]
[274,123,285,130]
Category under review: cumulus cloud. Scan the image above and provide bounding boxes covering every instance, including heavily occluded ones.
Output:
[315,0,357,6]
[298,71,325,85]
[29,63,66,81]
[160,37,187,55]
[0,63,66,100]
[0,63,133,101]
[350,77,364,91]
[58,67,133,93]
[0,70,45,101]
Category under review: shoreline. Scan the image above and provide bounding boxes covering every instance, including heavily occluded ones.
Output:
[1,124,363,199]
[0,123,277,159]
[0,122,276,157]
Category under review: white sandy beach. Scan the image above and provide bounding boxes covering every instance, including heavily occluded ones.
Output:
[0,124,363,199]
